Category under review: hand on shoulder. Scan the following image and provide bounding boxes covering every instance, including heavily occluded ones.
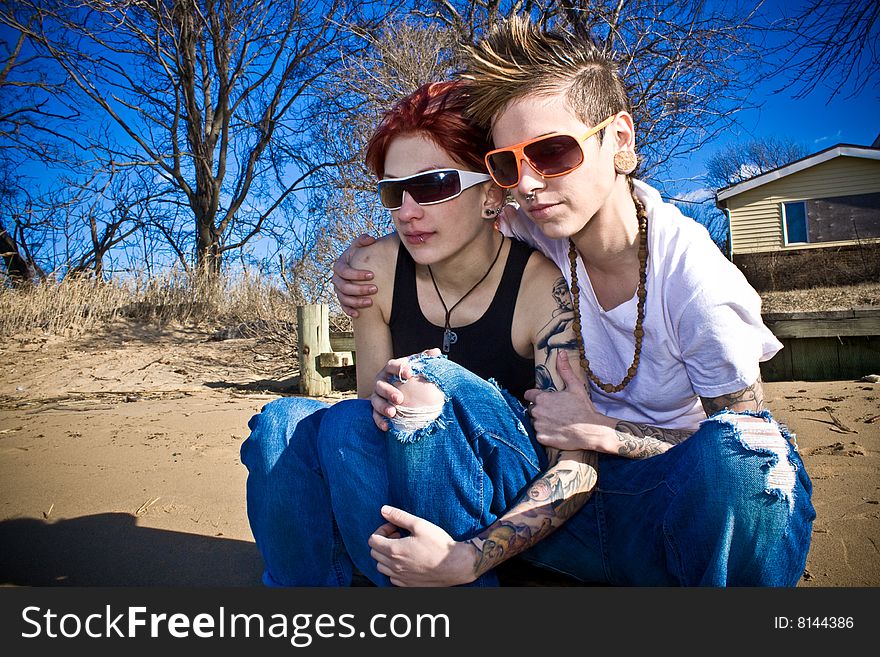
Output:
[333,232,397,318]
[348,232,399,270]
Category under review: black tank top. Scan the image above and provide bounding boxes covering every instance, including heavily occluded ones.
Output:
[389,238,536,401]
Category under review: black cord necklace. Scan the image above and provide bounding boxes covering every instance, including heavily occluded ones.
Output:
[427,235,505,353]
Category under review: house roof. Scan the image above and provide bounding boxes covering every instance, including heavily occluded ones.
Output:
[716,144,880,202]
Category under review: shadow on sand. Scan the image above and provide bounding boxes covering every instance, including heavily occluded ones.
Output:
[0,513,583,588]
[0,513,264,587]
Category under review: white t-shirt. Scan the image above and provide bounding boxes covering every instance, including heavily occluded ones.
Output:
[503,179,782,431]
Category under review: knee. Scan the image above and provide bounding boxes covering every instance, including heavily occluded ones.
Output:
[241,397,327,472]
[317,398,380,455]
[389,376,445,432]
[696,412,803,511]
[247,397,326,437]
[405,354,486,400]
[241,401,287,474]
[320,398,373,430]
[395,375,444,407]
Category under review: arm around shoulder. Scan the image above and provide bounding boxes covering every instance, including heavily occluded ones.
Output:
[333,232,398,317]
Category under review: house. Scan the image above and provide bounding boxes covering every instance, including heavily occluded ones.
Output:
[715,142,880,291]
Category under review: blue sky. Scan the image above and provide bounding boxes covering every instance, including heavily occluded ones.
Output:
[665,76,880,205]
[734,0,878,150]
[3,1,877,265]
[664,0,879,202]
[669,71,880,194]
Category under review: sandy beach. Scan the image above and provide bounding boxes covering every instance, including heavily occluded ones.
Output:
[1,319,877,587]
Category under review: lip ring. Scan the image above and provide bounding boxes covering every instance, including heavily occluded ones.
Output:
[403,231,433,243]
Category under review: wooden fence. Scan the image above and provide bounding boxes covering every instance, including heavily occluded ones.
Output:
[297,304,880,393]
[297,304,355,396]
[760,309,880,382]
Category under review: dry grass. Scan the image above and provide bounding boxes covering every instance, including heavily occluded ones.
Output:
[759,282,880,314]
[0,275,132,337]
[2,274,873,343]
[0,270,318,340]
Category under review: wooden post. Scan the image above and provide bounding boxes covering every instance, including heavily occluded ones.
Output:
[297,303,332,396]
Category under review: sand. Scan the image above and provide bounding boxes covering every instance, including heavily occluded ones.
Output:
[1,319,878,587]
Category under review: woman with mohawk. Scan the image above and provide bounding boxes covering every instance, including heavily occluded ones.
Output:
[335,15,815,587]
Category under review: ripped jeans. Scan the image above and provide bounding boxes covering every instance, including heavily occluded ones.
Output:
[520,407,816,586]
[240,355,546,587]
[241,355,815,587]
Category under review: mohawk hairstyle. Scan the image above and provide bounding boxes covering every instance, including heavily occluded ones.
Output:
[458,15,631,137]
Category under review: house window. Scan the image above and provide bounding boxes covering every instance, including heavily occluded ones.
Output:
[783,201,808,244]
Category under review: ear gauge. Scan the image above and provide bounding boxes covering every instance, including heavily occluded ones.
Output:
[484,206,503,219]
[613,150,638,175]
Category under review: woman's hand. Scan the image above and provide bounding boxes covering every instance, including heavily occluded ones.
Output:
[368,506,477,587]
[370,350,442,430]
[524,351,618,453]
[332,233,378,318]
[370,356,414,431]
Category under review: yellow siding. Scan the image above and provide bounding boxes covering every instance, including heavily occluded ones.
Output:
[725,156,880,254]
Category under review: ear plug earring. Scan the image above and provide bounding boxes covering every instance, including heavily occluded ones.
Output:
[614,150,638,175]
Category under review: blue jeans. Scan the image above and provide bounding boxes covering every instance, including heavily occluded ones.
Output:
[240,398,381,586]
[521,410,816,586]
[242,356,815,587]
[240,356,546,587]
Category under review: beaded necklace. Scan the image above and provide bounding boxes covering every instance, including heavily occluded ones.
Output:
[567,193,648,393]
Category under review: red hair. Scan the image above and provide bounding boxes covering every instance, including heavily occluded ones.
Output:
[365,81,493,178]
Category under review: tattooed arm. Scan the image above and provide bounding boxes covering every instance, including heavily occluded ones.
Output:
[609,422,692,458]
[607,378,768,458]
[700,377,766,415]
[368,429,598,586]
[466,449,597,579]
[465,257,598,579]
[552,378,767,461]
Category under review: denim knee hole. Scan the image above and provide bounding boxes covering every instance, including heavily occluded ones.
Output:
[712,411,798,511]
[389,376,446,443]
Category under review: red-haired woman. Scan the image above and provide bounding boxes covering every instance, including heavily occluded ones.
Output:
[240,81,597,587]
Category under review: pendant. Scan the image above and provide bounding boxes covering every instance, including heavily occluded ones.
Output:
[442,328,458,353]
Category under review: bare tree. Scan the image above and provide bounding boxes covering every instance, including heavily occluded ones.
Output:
[2,0,389,284]
[0,157,57,283]
[276,1,769,303]
[63,169,158,279]
[0,1,792,290]
[772,0,879,102]
[0,4,80,162]
[1,6,80,283]
[706,137,807,191]
[0,216,43,283]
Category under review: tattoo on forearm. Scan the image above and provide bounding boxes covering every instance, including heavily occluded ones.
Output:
[535,277,577,364]
[467,452,597,576]
[700,378,766,415]
[613,421,693,459]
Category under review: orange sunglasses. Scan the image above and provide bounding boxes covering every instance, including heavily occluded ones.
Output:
[484,114,616,188]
